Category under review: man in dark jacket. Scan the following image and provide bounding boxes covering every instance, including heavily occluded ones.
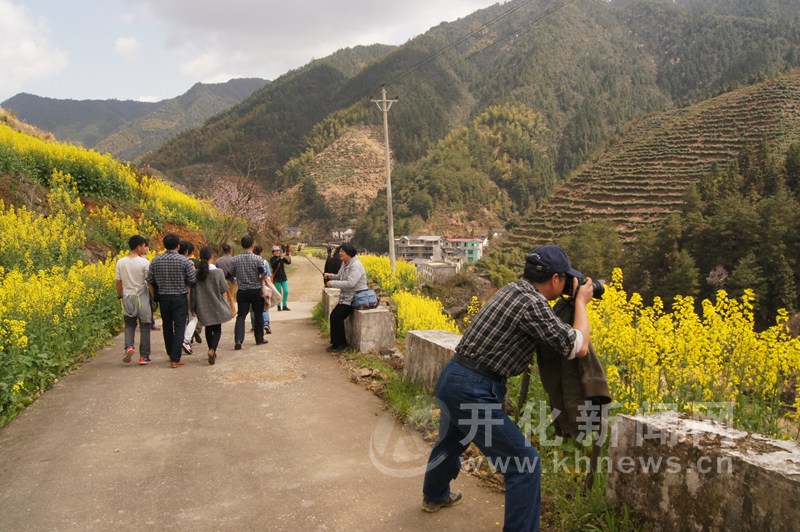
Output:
[421,245,594,532]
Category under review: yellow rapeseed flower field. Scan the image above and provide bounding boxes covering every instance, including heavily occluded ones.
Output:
[0,124,219,426]
[589,269,800,438]
[358,255,418,295]
[358,254,458,337]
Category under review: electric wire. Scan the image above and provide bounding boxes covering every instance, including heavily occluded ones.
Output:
[413,0,579,89]
[385,0,537,86]
[382,0,578,92]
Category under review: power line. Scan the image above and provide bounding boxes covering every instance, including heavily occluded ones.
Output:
[386,0,537,86]
[465,0,578,62]
[393,0,579,90]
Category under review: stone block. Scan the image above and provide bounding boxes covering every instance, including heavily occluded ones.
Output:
[607,411,800,531]
[404,330,462,392]
[344,306,395,353]
[322,288,340,320]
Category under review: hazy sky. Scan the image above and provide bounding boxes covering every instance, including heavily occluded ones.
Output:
[0,0,501,103]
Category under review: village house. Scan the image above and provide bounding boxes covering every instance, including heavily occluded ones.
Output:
[445,237,486,263]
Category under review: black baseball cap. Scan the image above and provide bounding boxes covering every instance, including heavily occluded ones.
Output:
[525,245,582,278]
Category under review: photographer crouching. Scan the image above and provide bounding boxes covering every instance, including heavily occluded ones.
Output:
[421,245,595,531]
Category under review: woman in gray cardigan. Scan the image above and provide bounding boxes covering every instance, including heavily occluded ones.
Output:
[324,242,368,352]
[191,247,233,364]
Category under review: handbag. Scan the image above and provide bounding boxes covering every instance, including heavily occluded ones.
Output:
[262,278,282,309]
[353,289,379,309]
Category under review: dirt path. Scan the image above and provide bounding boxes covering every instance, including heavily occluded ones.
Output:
[0,254,505,531]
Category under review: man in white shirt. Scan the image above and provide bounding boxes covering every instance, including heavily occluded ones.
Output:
[116,235,152,365]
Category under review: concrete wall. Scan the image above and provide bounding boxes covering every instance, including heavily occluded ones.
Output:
[607,411,800,531]
[322,288,340,320]
[344,307,395,354]
[404,330,462,392]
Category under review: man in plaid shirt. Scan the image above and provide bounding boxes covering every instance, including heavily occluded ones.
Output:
[421,245,594,531]
[229,235,269,349]
[147,233,196,368]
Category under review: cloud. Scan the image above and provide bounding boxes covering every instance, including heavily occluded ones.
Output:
[114,36,141,59]
[180,51,222,78]
[0,0,68,99]
[125,0,498,81]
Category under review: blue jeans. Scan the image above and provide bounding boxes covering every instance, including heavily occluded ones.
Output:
[250,310,270,329]
[423,360,541,532]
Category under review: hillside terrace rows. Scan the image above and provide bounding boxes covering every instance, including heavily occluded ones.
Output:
[497,72,800,251]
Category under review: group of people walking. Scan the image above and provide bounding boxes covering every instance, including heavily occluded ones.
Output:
[116,233,292,367]
[120,231,592,530]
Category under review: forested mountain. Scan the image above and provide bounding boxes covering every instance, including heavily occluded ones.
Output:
[0,94,154,147]
[495,71,800,249]
[93,78,268,161]
[1,78,267,159]
[141,0,800,243]
[142,44,396,187]
[482,71,800,317]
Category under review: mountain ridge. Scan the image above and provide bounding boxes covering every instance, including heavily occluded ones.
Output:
[487,69,800,276]
[1,78,269,160]
[141,0,800,243]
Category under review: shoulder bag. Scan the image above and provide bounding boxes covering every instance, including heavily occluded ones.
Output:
[353,289,379,309]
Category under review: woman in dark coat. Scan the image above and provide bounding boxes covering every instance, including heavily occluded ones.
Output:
[190,247,233,364]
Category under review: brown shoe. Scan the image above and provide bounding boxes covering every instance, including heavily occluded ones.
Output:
[170,361,185,368]
[208,349,216,365]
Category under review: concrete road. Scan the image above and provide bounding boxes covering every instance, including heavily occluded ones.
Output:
[0,254,505,531]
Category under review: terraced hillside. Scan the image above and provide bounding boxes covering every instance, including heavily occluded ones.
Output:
[498,71,800,253]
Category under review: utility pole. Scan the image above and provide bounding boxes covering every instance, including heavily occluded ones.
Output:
[370,84,399,274]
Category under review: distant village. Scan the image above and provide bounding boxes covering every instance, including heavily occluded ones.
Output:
[322,228,506,284]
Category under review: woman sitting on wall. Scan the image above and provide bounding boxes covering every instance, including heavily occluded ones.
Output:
[323,243,367,352]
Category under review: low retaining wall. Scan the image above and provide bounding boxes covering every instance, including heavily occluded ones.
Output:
[404,330,462,392]
[344,306,395,354]
[322,288,340,320]
[607,411,800,531]
[321,290,395,353]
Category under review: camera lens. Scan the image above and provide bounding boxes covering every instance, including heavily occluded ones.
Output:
[592,280,606,299]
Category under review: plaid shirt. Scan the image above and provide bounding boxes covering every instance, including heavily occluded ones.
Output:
[147,250,196,296]
[230,251,266,290]
[455,280,576,378]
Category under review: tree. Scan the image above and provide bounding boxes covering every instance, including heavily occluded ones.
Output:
[206,156,287,248]
[660,250,700,307]
[785,142,800,200]
[558,220,624,281]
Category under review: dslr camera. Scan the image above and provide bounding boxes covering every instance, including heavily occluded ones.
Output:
[563,273,605,300]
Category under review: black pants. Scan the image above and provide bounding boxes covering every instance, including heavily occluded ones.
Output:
[205,324,222,350]
[329,303,355,348]
[159,294,188,362]
[235,288,264,345]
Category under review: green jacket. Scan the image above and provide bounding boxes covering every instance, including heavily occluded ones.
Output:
[536,298,611,439]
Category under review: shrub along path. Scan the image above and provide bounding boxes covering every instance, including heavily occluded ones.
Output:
[0,255,504,530]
